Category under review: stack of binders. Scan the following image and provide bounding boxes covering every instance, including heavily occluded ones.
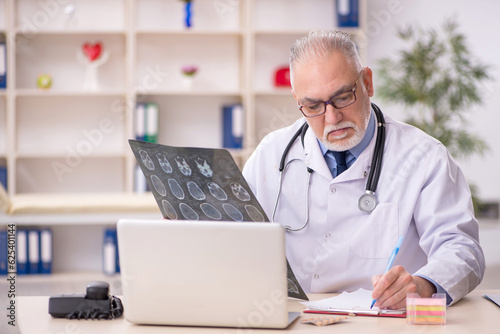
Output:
[2,228,53,275]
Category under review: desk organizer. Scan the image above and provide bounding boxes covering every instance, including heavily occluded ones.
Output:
[406,293,446,325]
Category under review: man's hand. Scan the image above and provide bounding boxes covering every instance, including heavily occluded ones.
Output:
[371,266,437,309]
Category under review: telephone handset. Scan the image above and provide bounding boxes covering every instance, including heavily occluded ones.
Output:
[49,281,124,319]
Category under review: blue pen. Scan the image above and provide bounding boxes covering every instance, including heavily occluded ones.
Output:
[370,236,404,309]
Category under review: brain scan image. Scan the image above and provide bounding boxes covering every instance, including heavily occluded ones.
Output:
[230,182,251,202]
[175,156,192,176]
[179,203,199,220]
[195,157,213,177]
[139,150,155,170]
[162,199,178,219]
[187,181,205,200]
[150,175,166,196]
[222,203,243,222]
[157,153,173,173]
[207,182,228,201]
[245,205,265,222]
[200,203,222,220]
[167,178,185,200]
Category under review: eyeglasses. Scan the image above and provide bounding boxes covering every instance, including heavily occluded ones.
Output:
[298,70,363,118]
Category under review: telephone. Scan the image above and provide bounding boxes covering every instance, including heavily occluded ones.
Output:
[48,281,123,320]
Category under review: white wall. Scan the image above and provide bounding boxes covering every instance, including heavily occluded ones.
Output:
[365,0,500,203]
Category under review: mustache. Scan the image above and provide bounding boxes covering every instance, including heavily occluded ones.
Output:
[323,121,359,137]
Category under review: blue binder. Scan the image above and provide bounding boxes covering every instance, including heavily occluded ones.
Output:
[103,228,117,275]
[222,104,244,149]
[337,0,359,27]
[40,229,52,274]
[28,229,41,274]
[0,166,7,190]
[0,42,6,89]
[135,103,146,141]
[0,230,7,275]
[16,230,28,275]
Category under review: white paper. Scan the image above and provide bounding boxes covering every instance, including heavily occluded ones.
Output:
[303,288,374,311]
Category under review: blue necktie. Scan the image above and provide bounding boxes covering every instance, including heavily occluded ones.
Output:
[331,150,348,176]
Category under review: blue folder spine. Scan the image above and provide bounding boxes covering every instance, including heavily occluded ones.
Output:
[16,230,28,275]
[337,0,359,27]
[0,42,6,89]
[40,229,52,274]
[222,104,244,149]
[28,229,41,274]
[0,230,7,275]
[103,228,117,275]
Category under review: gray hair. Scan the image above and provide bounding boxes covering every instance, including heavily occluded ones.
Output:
[289,30,362,87]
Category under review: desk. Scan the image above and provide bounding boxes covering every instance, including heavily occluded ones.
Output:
[14,290,500,334]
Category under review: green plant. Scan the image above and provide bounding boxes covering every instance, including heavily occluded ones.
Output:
[376,19,491,214]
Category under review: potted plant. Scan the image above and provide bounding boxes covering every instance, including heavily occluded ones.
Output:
[376,19,491,213]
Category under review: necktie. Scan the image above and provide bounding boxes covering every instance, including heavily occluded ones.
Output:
[330,150,347,176]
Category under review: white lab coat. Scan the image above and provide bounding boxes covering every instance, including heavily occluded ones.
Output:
[243,112,485,304]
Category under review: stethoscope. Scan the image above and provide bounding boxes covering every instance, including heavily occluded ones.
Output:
[271,103,386,232]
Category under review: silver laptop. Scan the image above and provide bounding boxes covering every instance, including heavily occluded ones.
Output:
[117,218,299,328]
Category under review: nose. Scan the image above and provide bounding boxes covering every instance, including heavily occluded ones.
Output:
[324,102,343,125]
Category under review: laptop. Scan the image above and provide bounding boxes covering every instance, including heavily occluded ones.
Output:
[117,218,300,328]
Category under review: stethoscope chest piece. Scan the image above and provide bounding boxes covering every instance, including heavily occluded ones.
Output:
[358,191,377,213]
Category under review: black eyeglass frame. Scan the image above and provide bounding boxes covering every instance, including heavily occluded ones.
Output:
[298,69,364,118]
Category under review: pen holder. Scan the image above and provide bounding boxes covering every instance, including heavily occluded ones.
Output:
[406,293,446,325]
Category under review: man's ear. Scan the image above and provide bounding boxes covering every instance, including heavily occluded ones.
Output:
[363,67,374,97]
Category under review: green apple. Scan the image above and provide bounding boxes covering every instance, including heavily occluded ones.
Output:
[37,74,52,89]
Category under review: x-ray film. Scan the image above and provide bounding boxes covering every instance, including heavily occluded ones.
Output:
[129,139,308,301]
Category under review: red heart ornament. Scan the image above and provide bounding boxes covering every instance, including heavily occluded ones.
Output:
[82,43,102,62]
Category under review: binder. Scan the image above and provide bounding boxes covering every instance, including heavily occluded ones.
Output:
[337,0,359,27]
[222,104,244,149]
[0,42,6,89]
[135,103,146,141]
[40,229,52,274]
[134,164,148,193]
[28,229,40,274]
[0,230,7,275]
[0,166,7,190]
[145,103,159,143]
[103,228,117,275]
[16,230,28,275]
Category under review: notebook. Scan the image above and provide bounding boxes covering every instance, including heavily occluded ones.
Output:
[303,289,406,318]
[117,218,300,328]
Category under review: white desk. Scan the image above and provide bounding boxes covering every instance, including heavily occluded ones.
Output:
[14,289,500,334]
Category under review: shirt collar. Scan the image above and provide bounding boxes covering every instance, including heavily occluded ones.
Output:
[317,107,376,158]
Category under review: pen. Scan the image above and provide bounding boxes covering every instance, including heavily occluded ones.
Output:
[370,236,404,309]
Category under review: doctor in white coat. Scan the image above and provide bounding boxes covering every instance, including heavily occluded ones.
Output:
[242,30,485,309]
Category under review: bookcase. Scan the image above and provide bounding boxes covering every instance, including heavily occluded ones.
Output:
[0,0,366,276]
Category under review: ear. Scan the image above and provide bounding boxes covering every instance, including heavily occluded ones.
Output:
[362,67,374,97]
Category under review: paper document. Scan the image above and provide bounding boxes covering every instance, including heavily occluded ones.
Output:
[303,288,406,317]
[483,294,500,308]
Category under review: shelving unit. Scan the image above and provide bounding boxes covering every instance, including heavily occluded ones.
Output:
[0,0,366,275]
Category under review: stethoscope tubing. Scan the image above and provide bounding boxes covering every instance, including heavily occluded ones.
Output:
[272,102,386,231]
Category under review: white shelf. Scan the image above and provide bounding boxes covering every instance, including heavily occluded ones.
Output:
[0,0,366,274]
[14,89,127,97]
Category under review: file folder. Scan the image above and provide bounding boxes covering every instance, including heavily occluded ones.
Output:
[28,229,40,274]
[40,229,52,274]
[222,104,244,149]
[0,230,7,275]
[16,230,28,275]
[103,228,117,275]
[0,42,6,89]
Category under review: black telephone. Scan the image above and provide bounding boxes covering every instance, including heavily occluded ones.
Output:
[48,281,123,320]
